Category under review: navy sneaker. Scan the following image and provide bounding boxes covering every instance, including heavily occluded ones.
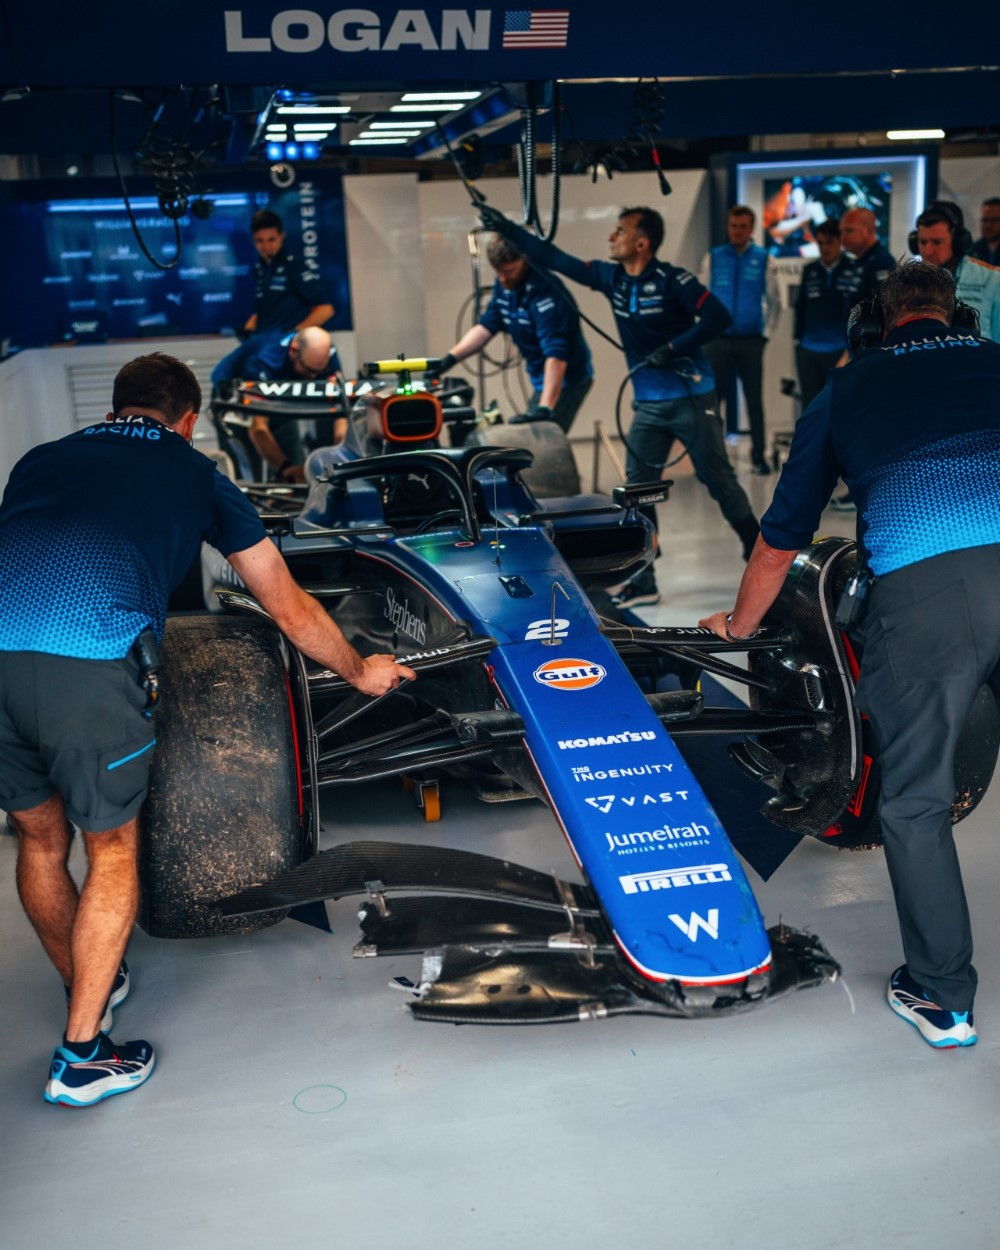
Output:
[886,965,977,1049]
[44,1034,156,1107]
[65,961,130,1033]
[610,583,661,610]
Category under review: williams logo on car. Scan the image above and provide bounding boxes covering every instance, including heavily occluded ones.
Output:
[532,658,606,691]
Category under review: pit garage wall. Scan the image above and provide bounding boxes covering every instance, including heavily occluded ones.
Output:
[1,157,995,490]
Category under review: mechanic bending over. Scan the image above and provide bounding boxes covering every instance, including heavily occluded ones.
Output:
[701,261,1000,1050]
[437,235,593,433]
[212,326,345,482]
[0,353,415,1107]
[480,203,759,610]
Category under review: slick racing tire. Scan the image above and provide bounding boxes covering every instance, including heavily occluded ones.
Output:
[749,538,1000,848]
[140,615,305,938]
[472,421,581,498]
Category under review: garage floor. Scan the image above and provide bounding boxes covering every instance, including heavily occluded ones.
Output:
[2,447,999,1250]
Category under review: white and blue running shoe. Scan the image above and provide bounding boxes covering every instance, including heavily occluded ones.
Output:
[887,965,977,1049]
[44,1034,155,1107]
[64,961,130,1033]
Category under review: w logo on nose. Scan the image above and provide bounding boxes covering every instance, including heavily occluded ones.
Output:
[668,910,720,941]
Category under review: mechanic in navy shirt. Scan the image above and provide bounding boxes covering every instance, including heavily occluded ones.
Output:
[0,352,413,1107]
[701,205,780,474]
[793,219,856,408]
[701,262,1000,1050]
[243,210,334,337]
[212,327,343,482]
[437,235,593,433]
[480,204,759,607]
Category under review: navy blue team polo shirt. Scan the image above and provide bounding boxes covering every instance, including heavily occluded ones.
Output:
[505,225,731,401]
[254,248,328,334]
[478,272,592,393]
[0,416,265,659]
[762,320,1000,575]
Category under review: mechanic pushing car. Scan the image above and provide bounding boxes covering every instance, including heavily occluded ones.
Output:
[212,326,344,482]
[701,261,1000,1049]
[436,234,593,433]
[479,203,760,609]
[0,353,415,1107]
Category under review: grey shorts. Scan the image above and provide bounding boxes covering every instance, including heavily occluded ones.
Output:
[0,650,156,832]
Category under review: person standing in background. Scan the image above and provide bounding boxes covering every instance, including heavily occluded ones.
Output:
[969,197,1000,267]
[702,206,780,475]
[243,210,334,337]
[793,220,856,409]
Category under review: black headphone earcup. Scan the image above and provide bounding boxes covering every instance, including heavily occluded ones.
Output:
[953,299,981,336]
[846,295,884,356]
[907,229,919,255]
[955,227,974,257]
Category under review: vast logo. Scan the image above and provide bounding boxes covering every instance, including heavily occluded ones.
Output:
[619,865,730,895]
[385,586,426,646]
[585,790,689,813]
[225,9,492,53]
[533,658,605,691]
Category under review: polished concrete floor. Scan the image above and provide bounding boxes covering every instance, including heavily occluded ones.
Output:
[2,440,999,1250]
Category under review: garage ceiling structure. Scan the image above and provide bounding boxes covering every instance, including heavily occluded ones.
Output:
[0,3,998,173]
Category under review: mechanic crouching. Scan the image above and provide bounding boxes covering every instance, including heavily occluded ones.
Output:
[0,353,415,1107]
[701,261,1000,1049]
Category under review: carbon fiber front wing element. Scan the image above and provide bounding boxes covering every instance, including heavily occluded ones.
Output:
[217,841,840,1024]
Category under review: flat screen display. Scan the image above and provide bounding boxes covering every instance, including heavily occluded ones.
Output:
[0,171,352,348]
[762,172,893,258]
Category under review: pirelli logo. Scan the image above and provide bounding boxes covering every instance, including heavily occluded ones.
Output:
[618,864,732,895]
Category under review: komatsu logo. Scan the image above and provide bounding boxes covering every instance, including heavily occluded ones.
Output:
[533,658,606,691]
[559,730,655,750]
[224,9,492,53]
[619,866,730,895]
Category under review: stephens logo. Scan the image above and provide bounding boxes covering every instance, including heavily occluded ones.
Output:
[533,657,606,691]
[385,586,426,646]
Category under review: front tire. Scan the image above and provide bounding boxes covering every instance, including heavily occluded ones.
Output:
[140,615,305,938]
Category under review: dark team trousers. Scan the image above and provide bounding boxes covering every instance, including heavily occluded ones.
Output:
[855,544,1000,1011]
[625,394,754,526]
[705,335,767,463]
[795,345,842,412]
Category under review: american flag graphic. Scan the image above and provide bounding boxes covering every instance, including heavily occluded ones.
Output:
[502,10,571,49]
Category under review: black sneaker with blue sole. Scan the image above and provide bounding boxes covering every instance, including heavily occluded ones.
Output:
[886,965,977,1049]
[44,1034,155,1107]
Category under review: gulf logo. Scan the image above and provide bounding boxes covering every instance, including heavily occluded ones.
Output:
[533,657,606,691]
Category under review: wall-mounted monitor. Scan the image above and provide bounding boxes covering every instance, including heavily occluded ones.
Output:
[0,170,352,349]
[723,149,933,263]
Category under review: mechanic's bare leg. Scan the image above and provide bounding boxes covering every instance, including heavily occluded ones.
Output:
[65,819,140,1041]
[13,796,139,1041]
[12,793,78,985]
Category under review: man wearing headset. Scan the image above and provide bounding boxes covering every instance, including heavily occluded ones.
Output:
[700,262,1000,1050]
[913,201,1000,342]
[479,203,759,609]
[436,235,593,433]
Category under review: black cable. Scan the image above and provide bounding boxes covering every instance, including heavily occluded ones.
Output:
[109,88,182,272]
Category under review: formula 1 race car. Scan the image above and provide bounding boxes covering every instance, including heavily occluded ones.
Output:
[139,361,1000,1026]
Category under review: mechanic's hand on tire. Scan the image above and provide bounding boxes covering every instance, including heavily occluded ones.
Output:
[279,463,306,484]
[356,653,417,697]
